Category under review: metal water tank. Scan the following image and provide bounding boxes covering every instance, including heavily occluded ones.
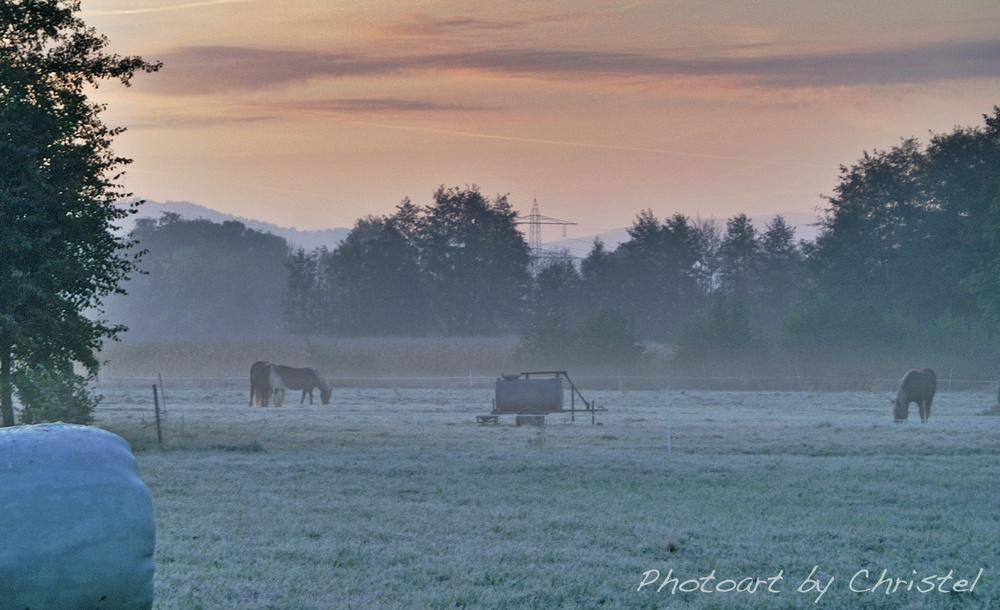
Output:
[494,376,564,413]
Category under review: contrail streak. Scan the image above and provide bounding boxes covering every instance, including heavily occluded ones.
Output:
[83,0,252,16]
[128,168,326,198]
[349,121,825,168]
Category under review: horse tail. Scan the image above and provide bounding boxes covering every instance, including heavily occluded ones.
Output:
[250,360,269,406]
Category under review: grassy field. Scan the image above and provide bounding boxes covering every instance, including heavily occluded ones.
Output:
[94,383,1000,609]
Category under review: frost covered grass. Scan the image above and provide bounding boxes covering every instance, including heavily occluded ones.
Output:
[95,386,1000,609]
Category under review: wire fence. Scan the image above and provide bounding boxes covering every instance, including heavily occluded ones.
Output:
[95,373,1000,394]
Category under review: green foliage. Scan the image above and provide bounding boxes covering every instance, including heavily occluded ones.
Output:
[516,314,576,365]
[963,187,1000,325]
[811,107,1000,325]
[917,311,1000,363]
[325,213,429,336]
[517,308,643,370]
[14,365,97,425]
[287,186,531,337]
[580,211,710,341]
[676,299,766,362]
[717,213,760,301]
[782,296,909,352]
[417,185,531,335]
[0,0,159,425]
[575,309,643,365]
[530,256,583,323]
[756,215,807,332]
[284,247,326,335]
[111,213,290,338]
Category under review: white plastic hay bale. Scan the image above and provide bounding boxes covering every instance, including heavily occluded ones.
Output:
[0,423,155,610]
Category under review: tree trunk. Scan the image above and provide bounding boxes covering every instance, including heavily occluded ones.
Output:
[1,344,14,427]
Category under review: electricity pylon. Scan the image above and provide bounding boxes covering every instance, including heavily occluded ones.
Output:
[519,197,576,272]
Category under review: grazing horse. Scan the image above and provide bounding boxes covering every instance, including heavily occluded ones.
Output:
[892,368,937,423]
[250,361,286,407]
[274,365,332,405]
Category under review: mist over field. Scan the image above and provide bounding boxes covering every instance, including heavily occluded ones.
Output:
[84,111,1000,608]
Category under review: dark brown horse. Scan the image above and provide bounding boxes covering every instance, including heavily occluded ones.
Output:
[274,365,332,405]
[892,368,937,423]
[250,361,285,407]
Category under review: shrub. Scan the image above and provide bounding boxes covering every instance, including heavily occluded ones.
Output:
[14,366,98,425]
[516,309,644,371]
[575,309,644,366]
[781,296,909,351]
[675,299,766,361]
[515,314,576,365]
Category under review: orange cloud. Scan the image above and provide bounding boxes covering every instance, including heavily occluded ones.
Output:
[149,39,1000,96]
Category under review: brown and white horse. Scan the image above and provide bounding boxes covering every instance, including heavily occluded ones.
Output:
[250,360,286,407]
[274,365,332,405]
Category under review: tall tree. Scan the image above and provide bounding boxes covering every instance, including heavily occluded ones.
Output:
[285,246,327,335]
[0,0,159,425]
[579,238,621,315]
[811,138,925,304]
[717,213,761,303]
[284,188,531,337]
[600,211,705,340]
[111,214,290,338]
[923,108,1000,321]
[812,108,1000,327]
[416,185,531,335]
[324,214,427,335]
[690,217,722,298]
[531,255,583,323]
[756,215,805,332]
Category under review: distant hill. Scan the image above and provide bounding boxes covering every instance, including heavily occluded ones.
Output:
[119,200,820,258]
[123,200,350,251]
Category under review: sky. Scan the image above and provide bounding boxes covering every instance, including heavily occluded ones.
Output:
[81,0,1000,243]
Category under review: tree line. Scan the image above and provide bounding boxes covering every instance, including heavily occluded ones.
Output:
[116,107,1000,377]
[284,108,1000,372]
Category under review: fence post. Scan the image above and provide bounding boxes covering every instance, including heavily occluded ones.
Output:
[152,385,163,449]
[157,373,166,414]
